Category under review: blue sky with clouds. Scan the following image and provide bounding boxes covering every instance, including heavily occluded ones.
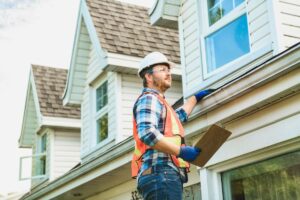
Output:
[0,0,154,196]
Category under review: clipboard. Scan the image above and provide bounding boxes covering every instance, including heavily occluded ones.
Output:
[191,124,232,167]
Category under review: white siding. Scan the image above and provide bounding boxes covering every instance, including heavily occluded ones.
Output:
[248,0,271,50]
[52,130,80,179]
[70,19,90,103]
[120,74,183,138]
[23,88,38,146]
[278,0,300,48]
[181,0,272,97]
[180,0,203,94]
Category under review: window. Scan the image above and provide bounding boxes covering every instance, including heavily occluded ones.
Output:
[36,134,47,176]
[203,0,250,75]
[19,134,47,180]
[95,81,108,144]
[222,151,300,200]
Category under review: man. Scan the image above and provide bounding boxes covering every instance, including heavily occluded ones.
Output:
[131,52,215,200]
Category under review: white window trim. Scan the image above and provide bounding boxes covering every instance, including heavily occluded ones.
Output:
[90,78,113,149]
[200,1,252,79]
[199,138,300,200]
[19,153,47,180]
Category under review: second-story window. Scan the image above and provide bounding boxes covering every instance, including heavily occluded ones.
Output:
[203,0,250,75]
[37,134,47,176]
[95,81,108,144]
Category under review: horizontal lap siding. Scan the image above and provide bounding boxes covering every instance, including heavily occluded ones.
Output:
[24,91,38,145]
[71,20,89,103]
[52,131,80,179]
[107,72,117,141]
[279,0,300,48]
[80,20,92,158]
[121,74,141,137]
[120,74,183,138]
[181,0,202,94]
[248,0,272,51]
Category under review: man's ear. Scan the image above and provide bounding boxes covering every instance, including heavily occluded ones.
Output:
[145,73,153,85]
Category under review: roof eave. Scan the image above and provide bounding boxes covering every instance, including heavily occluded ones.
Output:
[149,0,180,29]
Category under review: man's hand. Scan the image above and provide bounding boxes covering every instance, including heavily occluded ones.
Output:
[194,89,216,102]
[178,146,201,162]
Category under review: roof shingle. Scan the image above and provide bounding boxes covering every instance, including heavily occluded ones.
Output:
[31,65,81,119]
[86,0,181,63]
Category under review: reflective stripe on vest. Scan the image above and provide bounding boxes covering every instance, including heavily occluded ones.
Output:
[131,92,190,178]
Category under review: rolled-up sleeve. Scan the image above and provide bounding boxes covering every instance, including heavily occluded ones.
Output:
[135,94,163,147]
[175,107,188,123]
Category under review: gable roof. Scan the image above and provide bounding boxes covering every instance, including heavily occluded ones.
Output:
[86,0,180,63]
[31,65,81,119]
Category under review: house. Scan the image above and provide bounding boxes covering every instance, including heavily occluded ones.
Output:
[19,0,197,199]
[149,0,300,199]
[19,65,81,190]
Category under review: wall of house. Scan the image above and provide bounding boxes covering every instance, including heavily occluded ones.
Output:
[23,88,38,146]
[70,18,90,103]
[50,129,80,180]
[183,67,300,199]
[120,73,183,138]
[277,0,300,48]
[180,0,273,97]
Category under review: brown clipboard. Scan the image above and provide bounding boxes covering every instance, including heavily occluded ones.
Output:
[191,124,232,167]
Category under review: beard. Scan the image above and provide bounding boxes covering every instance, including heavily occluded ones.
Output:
[153,76,171,92]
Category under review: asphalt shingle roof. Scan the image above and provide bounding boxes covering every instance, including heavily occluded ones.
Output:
[31,65,81,119]
[86,0,181,63]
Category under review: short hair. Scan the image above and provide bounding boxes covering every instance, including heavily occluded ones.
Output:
[139,67,153,87]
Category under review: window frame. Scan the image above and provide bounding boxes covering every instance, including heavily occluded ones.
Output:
[200,0,252,79]
[19,133,48,181]
[92,79,111,148]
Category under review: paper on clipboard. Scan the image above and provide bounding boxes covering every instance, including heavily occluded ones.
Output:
[191,124,232,167]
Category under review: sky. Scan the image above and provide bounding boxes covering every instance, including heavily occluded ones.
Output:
[0,0,154,196]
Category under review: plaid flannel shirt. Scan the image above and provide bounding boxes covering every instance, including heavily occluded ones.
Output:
[133,88,188,178]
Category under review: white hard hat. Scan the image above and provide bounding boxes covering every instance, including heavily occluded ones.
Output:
[138,52,175,78]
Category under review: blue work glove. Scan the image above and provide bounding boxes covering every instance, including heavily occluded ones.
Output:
[194,89,216,102]
[178,146,201,162]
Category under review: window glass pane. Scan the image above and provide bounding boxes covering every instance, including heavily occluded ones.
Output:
[208,0,245,25]
[183,183,201,200]
[97,113,108,143]
[205,14,250,72]
[222,151,300,200]
[96,81,108,111]
[208,0,220,9]
[222,0,234,16]
[234,0,244,7]
[41,134,47,153]
[209,6,222,25]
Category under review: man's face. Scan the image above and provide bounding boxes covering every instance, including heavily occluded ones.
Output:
[150,64,172,92]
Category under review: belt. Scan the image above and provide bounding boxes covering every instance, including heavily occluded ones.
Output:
[141,165,177,176]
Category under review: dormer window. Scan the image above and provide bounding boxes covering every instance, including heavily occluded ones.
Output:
[202,0,250,76]
[95,81,108,144]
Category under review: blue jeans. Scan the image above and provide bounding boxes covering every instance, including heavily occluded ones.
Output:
[137,165,183,200]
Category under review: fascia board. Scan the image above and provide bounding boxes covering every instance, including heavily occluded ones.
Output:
[62,0,83,106]
[149,0,180,29]
[81,0,107,60]
[19,68,42,148]
[40,116,81,129]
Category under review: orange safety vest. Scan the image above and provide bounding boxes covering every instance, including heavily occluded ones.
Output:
[131,92,190,178]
